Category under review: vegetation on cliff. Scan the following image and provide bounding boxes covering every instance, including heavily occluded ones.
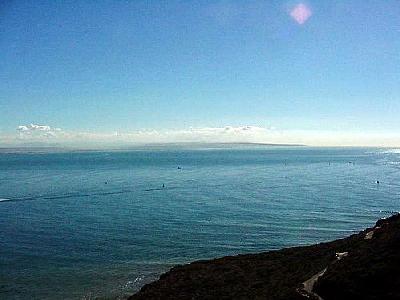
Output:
[130,214,400,300]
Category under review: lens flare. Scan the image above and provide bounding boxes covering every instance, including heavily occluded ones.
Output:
[290,3,312,25]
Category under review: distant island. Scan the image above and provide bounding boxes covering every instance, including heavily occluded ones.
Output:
[120,142,306,150]
[0,142,305,153]
[130,213,400,300]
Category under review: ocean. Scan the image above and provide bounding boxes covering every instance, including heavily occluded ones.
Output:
[0,146,399,299]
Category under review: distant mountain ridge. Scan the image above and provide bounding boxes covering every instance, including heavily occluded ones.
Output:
[0,142,305,153]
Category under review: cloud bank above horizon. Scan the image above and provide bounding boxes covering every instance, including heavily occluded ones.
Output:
[1,123,400,148]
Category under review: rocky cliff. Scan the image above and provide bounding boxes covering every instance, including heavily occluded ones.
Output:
[130,213,400,300]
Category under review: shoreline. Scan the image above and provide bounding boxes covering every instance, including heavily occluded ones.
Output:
[129,213,400,300]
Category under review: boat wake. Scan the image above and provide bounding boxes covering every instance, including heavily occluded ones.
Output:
[0,187,178,204]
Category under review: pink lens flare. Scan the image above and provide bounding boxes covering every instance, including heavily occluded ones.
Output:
[290,3,312,25]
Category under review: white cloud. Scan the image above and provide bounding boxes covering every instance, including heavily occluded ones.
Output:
[0,123,399,148]
[9,124,271,146]
[16,123,63,139]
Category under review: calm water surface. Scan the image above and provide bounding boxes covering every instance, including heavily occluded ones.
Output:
[1,147,399,299]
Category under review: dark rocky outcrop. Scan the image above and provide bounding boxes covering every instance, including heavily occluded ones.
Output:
[315,214,400,300]
[130,214,400,300]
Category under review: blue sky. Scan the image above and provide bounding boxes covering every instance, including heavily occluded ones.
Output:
[1,1,400,146]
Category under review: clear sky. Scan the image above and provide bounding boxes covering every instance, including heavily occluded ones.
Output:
[1,1,400,146]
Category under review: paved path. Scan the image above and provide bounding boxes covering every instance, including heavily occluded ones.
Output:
[297,251,348,299]
[297,267,327,299]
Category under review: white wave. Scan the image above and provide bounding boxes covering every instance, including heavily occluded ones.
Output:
[0,198,10,202]
[380,148,400,154]
[122,276,144,289]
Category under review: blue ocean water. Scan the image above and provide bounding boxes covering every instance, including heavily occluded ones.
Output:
[0,146,399,299]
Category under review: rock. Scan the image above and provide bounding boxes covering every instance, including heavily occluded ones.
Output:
[129,213,400,300]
